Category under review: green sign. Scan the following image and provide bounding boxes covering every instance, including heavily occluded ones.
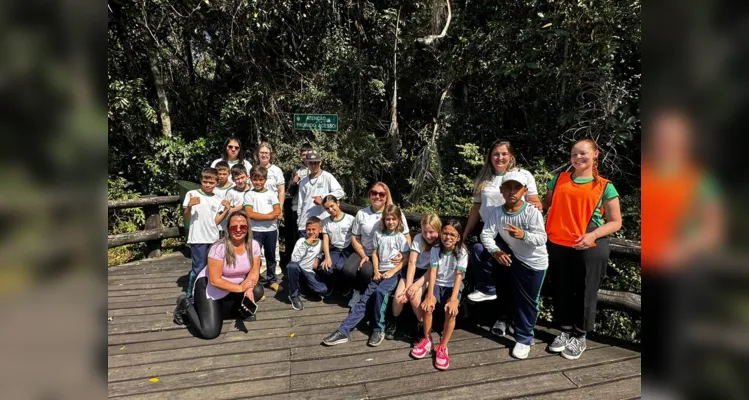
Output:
[294,113,338,132]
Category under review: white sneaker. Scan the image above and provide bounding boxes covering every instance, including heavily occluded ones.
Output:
[512,342,531,359]
[467,290,497,302]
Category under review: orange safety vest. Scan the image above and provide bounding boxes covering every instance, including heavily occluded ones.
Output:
[640,161,700,271]
[546,172,609,247]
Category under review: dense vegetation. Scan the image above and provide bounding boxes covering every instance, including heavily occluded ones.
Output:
[108,0,640,341]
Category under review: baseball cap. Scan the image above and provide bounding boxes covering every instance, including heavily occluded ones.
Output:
[306,150,322,162]
[501,170,528,186]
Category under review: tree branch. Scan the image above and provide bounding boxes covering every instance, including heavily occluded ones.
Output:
[415,0,451,48]
[388,9,401,159]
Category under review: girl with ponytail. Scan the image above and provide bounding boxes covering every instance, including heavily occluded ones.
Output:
[543,138,622,360]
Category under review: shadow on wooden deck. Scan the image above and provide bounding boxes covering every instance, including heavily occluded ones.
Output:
[108,253,641,400]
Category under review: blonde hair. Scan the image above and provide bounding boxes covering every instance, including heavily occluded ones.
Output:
[220,211,254,269]
[379,204,405,233]
[473,140,517,196]
[420,213,442,252]
[370,182,394,208]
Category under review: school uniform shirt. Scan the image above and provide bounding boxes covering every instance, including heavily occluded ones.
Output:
[480,202,549,270]
[291,237,323,272]
[214,183,234,201]
[219,186,251,232]
[210,158,253,184]
[245,189,280,232]
[296,171,345,230]
[429,246,468,288]
[410,233,434,270]
[182,189,224,244]
[322,213,355,249]
[288,164,309,212]
[198,240,262,300]
[351,207,410,256]
[373,231,410,272]
[261,164,286,194]
[474,168,538,222]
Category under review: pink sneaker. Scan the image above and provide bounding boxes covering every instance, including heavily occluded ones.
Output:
[434,345,450,370]
[410,338,432,359]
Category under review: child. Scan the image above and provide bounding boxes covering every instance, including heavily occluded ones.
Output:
[296,150,345,237]
[320,195,355,294]
[389,213,442,340]
[214,161,235,195]
[479,171,548,359]
[410,219,467,371]
[244,166,282,291]
[322,205,409,347]
[286,217,329,311]
[219,164,250,235]
[182,167,232,299]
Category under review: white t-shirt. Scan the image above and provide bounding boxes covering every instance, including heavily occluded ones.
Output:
[245,189,280,232]
[182,189,224,244]
[290,165,309,211]
[220,186,251,232]
[214,184,234,201]
[322,213,355,249]
[210,158,253,183]
[291,238,323,271]
[480,202,549,270]
[410,233,435,270]
[473,168,538,222]
[259,164,286,194]
[296,171,345,230]
[373,231,410,272]
[429,246,468,288]
[351,206,410,256]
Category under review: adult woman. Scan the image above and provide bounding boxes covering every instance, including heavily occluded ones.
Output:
[210,137,253,183]
[173,211,264,339]
[464,140,542,336]
[253,142,286,208]
[342,182,410,307]
[543,138,622,360]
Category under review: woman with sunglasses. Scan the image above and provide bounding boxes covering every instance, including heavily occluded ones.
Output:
[211,137,253,184]
[342,182,410,307]
[173,211,264,339]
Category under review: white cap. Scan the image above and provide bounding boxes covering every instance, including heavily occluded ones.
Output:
[501,170,528,186]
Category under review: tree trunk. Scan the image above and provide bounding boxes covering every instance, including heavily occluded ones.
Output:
[144,27,172,137]
[388,10,401,160]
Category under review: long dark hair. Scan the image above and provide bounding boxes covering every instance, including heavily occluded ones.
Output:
[441,218,466,258]
[222,136,247,163]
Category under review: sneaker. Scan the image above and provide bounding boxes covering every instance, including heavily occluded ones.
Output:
[512,342,531,359]
[289,295,304,311]
[434,345,450,370]
[368,331,385,347]
[385,321,397,340]
[410,338,432,359]
[561,336,587,360]
[257,295,267,302]
[491,320,514,337]
[467,290,498,302]
[324,283,335,297]
[548,331,571,353]
[348,290,362,308]
[322,330,349,346]
[269,283,280,292]
[341,287,352,297]
[173,294,188,325]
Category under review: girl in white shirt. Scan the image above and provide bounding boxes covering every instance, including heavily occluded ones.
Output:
[210,136,253,184]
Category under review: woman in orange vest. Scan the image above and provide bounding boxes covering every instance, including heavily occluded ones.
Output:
[543,138,622,360]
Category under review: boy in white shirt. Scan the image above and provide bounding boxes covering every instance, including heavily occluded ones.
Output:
[296,150,345,237]
[219,164,249,235]
[182,167,232,300]
[244,166,282,291]
[477,170,549,360]
[286,217,329,311]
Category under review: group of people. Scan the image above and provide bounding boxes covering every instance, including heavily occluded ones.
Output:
[171,136,623,371]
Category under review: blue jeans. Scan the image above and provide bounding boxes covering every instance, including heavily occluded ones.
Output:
[338,274,399,336]
[253,230,278,284]
[511,262,547,345]
[187,243,211,299]
[286,262,329,298]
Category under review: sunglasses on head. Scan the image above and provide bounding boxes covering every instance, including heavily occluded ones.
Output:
[369,190,387,198]
[227,145,240,150]
[228,225,248,233]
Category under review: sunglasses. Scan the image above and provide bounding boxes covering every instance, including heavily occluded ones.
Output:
[227,145,240,150]
[228,225,248,233]
[369,190,387,198]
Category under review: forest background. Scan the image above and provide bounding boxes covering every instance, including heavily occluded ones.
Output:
[108,0,641,341]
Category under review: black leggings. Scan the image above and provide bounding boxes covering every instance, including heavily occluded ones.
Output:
[342,252,374,290]
[184,277,265,339]
[547,235,610,333]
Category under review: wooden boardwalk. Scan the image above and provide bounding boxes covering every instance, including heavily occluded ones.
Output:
[108,253,641,400]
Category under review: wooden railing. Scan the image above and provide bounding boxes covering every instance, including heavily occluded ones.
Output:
[108,195,641,314]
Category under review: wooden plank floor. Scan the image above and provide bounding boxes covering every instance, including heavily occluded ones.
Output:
[108,253,641,400]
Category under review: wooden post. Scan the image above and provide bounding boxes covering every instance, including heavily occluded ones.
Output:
[142,196,162,258]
